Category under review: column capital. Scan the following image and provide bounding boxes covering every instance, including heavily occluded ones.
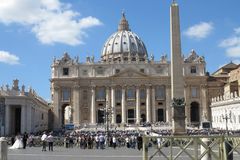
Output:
[145,84,152,88]
[73,84,80,89]
[200,84,207,89]
[135,84,141,89]
[53,85,60,91]
[121,85,127,89]
[105,86,111,90]
[110,84,116,88]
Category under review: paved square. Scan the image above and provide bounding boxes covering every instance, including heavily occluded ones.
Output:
[8,147,143,160]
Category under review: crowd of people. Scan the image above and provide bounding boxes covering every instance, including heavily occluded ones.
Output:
[8,130,145,151]
[7,127,235,151]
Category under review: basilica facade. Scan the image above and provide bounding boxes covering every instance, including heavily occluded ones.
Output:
[51,4,210,129]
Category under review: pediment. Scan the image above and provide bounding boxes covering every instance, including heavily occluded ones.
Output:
[112,68,149,78]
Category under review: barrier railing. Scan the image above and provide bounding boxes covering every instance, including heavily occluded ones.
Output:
[142,135,240,160]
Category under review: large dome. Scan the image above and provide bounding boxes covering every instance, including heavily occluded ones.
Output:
[101,13,148,62]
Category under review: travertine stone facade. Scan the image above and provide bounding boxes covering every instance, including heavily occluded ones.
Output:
[211,64,240,130]
[50,6,209,129]
[0,80,49,136]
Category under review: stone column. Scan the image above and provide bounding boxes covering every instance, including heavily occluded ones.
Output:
[121,86,126,124]
[184,85,190,123]
[106,87,110,109]
[165,85,171,122]
[146,85,151,123]
[201,84,208,121]
[73,85,80,125]
[151,87,156,123]
[53,86,60,129]
[111,86,116,124]
[21,105,26,134]
[90,86,96,124]
[136,86,140,124]
[5,105,10,136]
[26,105,32,133]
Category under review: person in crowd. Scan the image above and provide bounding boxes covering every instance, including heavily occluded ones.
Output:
[137,134,143,150]
[95,134,99,149]
[99,134,105,149]
[9,134,23,149]
[112,135,117,149]
[28,134,34,147]
[11,135,15,146]
[47,132,54,151]
[22,132,28,149]
[41,132,47,151]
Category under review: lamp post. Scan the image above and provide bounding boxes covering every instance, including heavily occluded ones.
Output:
[101,106,112,147]
[222,109,232,135]
[222,109,233,160]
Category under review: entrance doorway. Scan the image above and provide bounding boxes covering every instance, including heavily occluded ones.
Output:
[116,114,121,124]
[141,114,146,123]
[14,107,21,134]
[127,109,135,124]
[157,108,164,122]
[97,110,105,124]
[61,104,70,126]
[190,102,200,123]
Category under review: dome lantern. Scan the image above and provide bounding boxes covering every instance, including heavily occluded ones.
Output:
[118,12,130,31]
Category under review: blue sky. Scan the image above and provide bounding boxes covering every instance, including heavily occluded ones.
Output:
[0,0,240,101]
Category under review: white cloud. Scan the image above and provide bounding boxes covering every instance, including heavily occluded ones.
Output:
[235,27,240,34]
[0,51,20,65]
[232,59,240,65]
[184,22,214,39]
[0,0,102,46]
[219,27,240,57]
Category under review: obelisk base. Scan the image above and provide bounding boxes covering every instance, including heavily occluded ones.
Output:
[172,98,186,135]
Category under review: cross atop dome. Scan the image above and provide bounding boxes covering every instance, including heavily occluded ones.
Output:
[118,11,130,31]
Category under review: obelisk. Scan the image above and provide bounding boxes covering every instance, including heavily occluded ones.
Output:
[170,1,186,135]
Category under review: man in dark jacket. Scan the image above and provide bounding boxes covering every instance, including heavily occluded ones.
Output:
[22,132,28,149]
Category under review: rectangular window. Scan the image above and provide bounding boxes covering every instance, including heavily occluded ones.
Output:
[115,89,122,100]
[191,87,198,98]
[156,86,165,100]
[63,67,69,76]
[190,66,197,74]
[96,87,106,100]
[127,88,135,100]
[62,88,71,102]
[140,89,145,99]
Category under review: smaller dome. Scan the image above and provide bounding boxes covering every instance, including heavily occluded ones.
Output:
[101,12,148,62]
